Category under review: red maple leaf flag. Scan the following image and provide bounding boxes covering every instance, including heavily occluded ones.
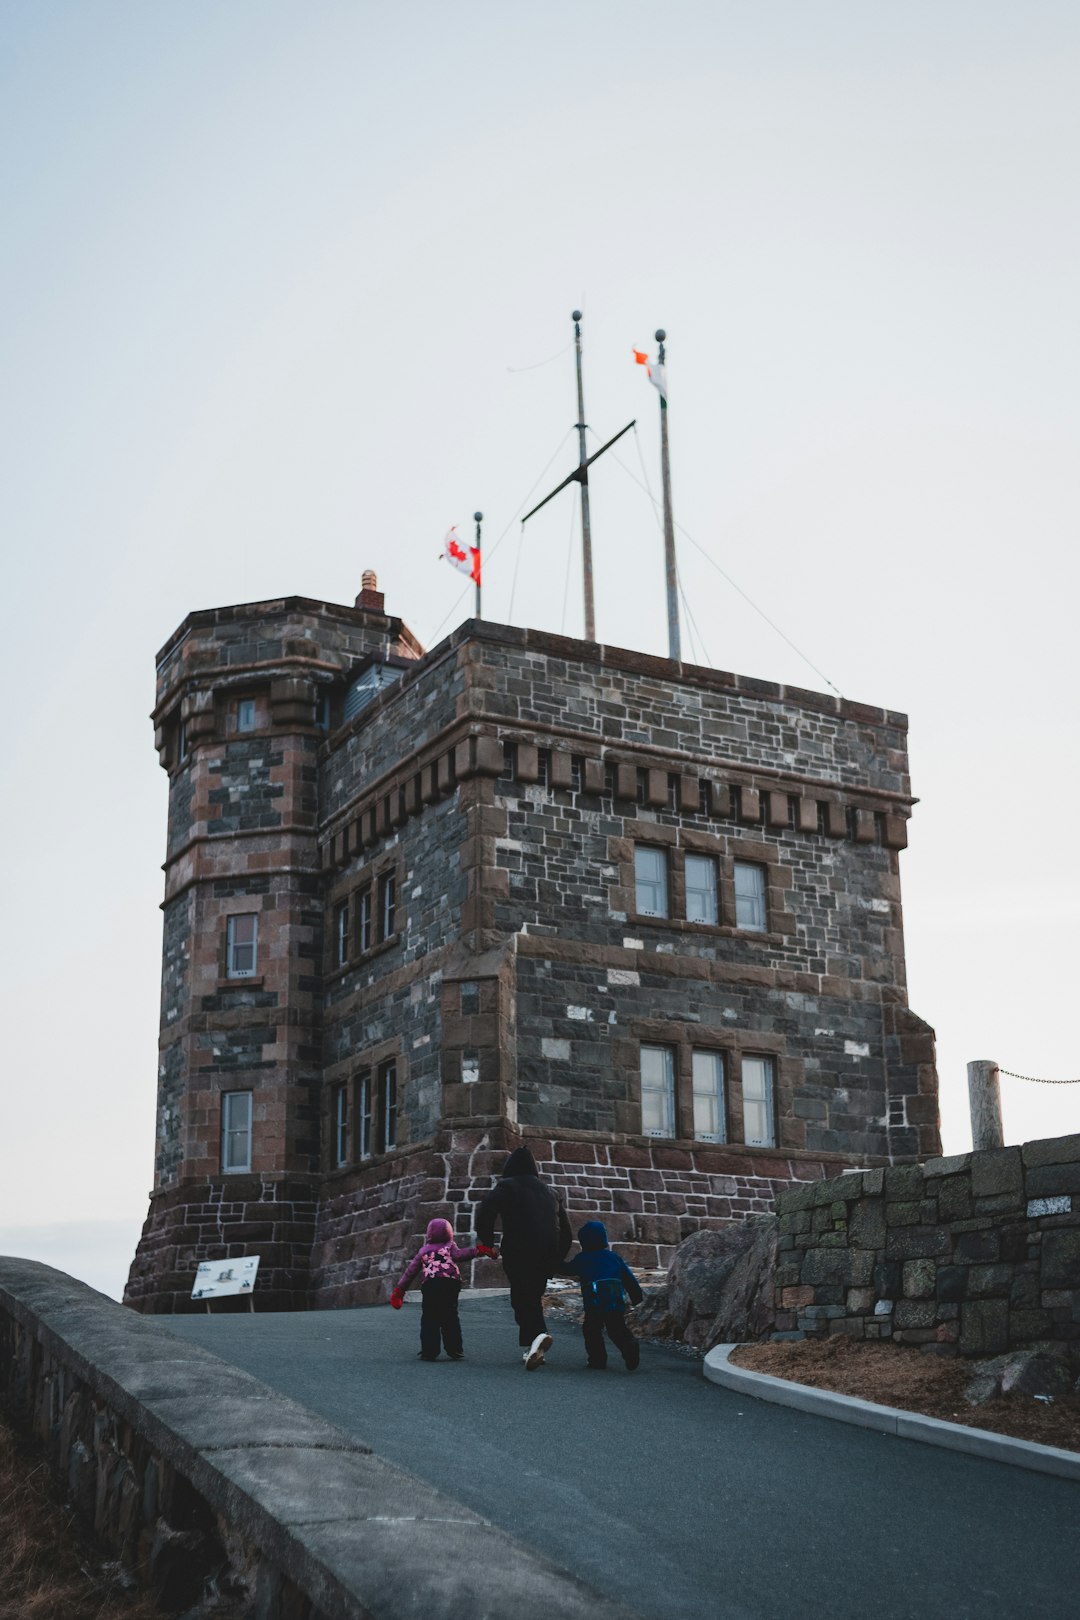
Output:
[442,527,481,585]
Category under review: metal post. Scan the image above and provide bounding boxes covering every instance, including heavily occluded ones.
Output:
[656,329,681,662]
[967,1059,1004,1150]
[572,311,596,642]
[473,512,483,620]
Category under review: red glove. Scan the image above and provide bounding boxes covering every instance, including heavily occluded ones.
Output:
[476,1245,497,1259]
[390,1290,404,1309]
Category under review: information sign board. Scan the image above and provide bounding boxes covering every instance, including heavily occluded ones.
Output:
[191,1255,260,1301]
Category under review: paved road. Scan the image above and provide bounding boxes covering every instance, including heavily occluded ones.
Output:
[163,1297,1079,1620]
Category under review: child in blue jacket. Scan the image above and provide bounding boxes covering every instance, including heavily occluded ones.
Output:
[559,1220,644,1370]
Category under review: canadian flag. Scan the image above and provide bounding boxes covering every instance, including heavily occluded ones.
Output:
[443,527,481,585]
[633,347,667,400]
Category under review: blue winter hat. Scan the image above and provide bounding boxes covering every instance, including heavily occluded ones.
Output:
[578,1220,609,1251]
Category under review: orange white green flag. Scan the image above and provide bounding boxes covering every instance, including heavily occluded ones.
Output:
[633,347,667,400]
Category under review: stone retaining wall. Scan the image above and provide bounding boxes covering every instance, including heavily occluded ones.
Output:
[773,1132,1080,1355]
[0,1258,637,1620]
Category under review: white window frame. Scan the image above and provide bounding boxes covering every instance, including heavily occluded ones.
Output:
[692,1049,726,1143]
[357,1076,372,1161]
[461,1050,480,1084]
[359,887,373,953]
[685,853,719,925]
[335,898,350,967]
[640,1044,676,1138]
[334,1083,349,1167]
[634,846,669,918]
[226,913,258,978]
[742,1055,777,1147]
[221,1090,253,1173]
[734,862,767,932]
[379,872,397,941]
[380,1060,397,1152]
[237,698,257,733]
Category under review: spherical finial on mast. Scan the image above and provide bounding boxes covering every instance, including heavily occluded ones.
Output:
[572,309,582,322]
[474,511,483,523]
[655,328,666,343]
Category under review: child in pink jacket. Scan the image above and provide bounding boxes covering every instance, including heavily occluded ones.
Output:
[390,1217,496,1361]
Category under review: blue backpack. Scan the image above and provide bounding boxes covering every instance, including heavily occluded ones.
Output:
[585,1276,627,1311]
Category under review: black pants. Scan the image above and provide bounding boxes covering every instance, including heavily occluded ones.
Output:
[420,1278,463,1359]
[504,1263,550,1346]
[583,1308,640,1369]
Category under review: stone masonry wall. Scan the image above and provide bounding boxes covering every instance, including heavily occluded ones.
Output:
[774,1132,1080,1354]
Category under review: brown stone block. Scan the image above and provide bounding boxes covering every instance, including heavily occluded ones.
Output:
[883,815,908,850]
[646,769,668,807]
[739,787,761,823]
[584,758,606,794]
[610,1144,651,1168]
[823,800,847,838]
[605,762,632,799]
[678,775,701,813]
[474,735,503,777]
[767,791,789,828]
[652,1147,694,1171]
[796,798,819,834]
[437,751,455,794]
[854,810,877,843]
[516,743,539,782]
[550,751,573,789]
[555,1142,597,1164]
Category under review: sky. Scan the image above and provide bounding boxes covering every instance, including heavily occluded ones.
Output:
[1,1,1077,1302]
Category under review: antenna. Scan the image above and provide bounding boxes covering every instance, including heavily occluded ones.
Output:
[654,329,681,661]
[520,311,635,643]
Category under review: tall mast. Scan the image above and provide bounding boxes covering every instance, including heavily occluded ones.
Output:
[572,310,596,641]
[473,511,483,620]
[656,328,681,662]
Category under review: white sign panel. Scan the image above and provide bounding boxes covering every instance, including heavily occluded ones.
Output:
[191,1255,260,1301]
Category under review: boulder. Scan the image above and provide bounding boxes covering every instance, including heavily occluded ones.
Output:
[664,1217,778,1351]
[626,1286,673,1340]
[964,1345,1077,1406]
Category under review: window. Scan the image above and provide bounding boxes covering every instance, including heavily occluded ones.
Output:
[634,847,669,918]
[537,749,551,788]
[221,1091,253,1173]
[640,1045,675,1138]
[734,862,767,931]
[502,741,517,779]
[379,872,397,940]
[570,755,584,794]
[334,1084,349,1167]
[358,888,373,953]
[226,914,258,978]
[357,1076,372,1160]
[380,1060,397,1152]
[462,1050,480,1084]
[460,981,480,1016]
[335,899,350,967]
[742,1055,776,1147]
[316,692,332,731]
[685,854,718,924]
[177,721,188,763]
[237,698,256,732]
[692,1050,726,1143]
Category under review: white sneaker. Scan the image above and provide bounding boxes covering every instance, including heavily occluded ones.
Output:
[524,1333,553,1370]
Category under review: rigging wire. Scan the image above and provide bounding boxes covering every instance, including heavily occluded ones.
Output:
[506,341,573,374]
[591,425,843,699]
[427,430,574,647]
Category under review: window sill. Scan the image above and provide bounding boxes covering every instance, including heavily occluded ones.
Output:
[628,914,779,944]
[219,975,265,990]
[325,933,402,985]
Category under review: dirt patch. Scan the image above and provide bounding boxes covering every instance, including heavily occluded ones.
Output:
[0,1403,162,1620]
[729,1338,1080,1452]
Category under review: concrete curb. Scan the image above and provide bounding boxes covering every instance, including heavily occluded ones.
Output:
[0,1258,645,1620]
[704,1344,1080,1483]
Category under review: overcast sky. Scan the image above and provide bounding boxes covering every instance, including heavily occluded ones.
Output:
[2,2,1077,1302]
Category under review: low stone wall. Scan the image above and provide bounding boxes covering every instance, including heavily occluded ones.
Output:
[774,1132,1080,1355]
[0,1258,638,1619]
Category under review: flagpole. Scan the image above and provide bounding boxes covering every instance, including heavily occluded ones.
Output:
[572,310,597,642]
[473,512,483,619]
[656,329,681,662]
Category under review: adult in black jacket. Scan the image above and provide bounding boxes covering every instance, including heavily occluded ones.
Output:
[476,1146,573,1368]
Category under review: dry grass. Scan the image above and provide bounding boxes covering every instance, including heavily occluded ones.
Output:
[0,1404,162,1620]
[730,1337,1080,1451]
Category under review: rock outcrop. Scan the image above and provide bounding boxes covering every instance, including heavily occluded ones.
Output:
[630,1217,779,1352]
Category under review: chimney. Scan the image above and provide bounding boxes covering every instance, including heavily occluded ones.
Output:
[355,569,385,613]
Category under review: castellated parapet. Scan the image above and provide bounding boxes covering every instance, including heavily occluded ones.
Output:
[125,584,940,1313]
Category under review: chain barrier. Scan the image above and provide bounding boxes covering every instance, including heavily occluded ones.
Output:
[997,1067,1080,1086]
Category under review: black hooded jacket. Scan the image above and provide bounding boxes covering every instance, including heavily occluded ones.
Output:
[476,1147,573,1271]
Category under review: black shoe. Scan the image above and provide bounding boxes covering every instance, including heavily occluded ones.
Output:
[585,1363,608,1371]
[447,1351,464,1360]
[624,1346,640,1371]
[418,1352,439,1361]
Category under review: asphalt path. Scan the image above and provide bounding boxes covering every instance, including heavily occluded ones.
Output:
[163,1296,1080,1620]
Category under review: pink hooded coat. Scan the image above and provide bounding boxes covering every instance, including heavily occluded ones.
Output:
[394,1218,482,1291]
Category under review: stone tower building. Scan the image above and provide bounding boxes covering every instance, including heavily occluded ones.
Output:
[125,578,940,1313]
